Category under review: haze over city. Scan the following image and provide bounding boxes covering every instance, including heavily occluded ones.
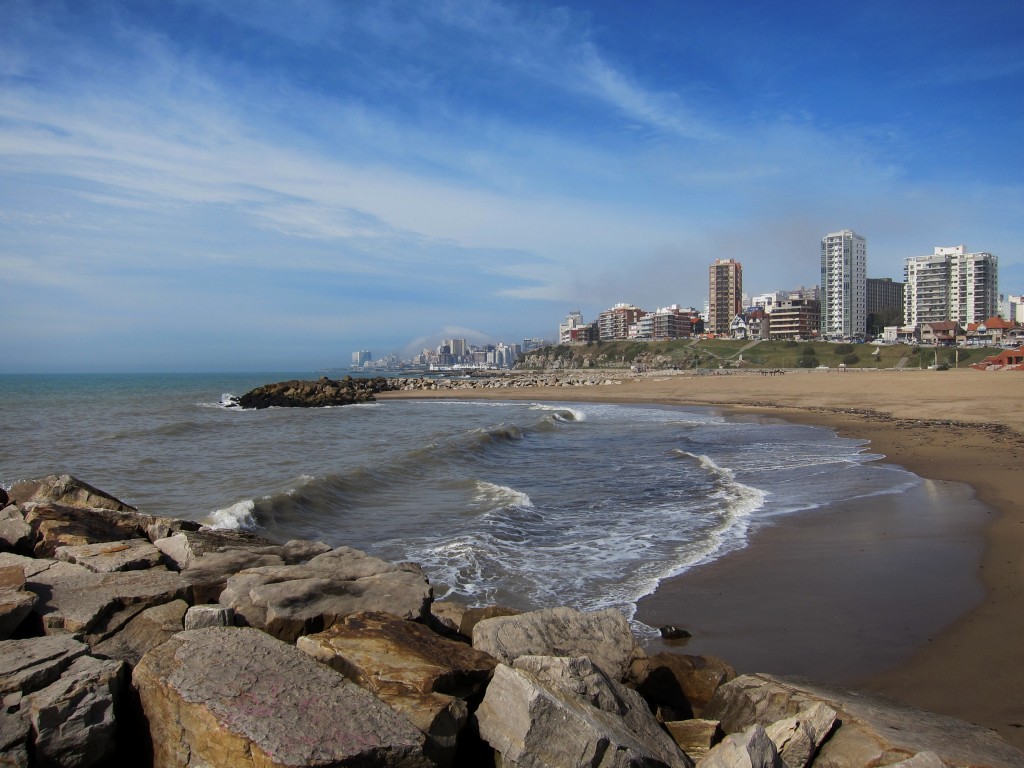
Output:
[2,0,1022,373]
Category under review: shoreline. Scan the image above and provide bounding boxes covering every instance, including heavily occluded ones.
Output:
[380,368,1024,748]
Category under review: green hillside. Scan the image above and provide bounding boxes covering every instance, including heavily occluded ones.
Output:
[518,339,1001,371]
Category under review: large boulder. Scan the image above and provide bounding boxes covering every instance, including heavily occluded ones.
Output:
[705,674,1024,768]
[698,725,783,768]
[0,635,89,697]
[297,611,498,765]
[472,606,647,684]
[91,599,188,667]
[25,655,126,768]
[219,547,433,642]
[19,502,200,558]
[638,653,737,719]
[152,529,278,570]
[0,566,37,640]
[133,627,431,767]
[54,538,165,573]
[7,475,136,513]
[476,658,692,768]
[764,702,838,768]
[0,552,190,638]
[0,506,32,554]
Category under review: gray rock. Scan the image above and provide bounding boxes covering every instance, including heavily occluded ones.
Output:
[0,635,89,697]
[0,506,32,554]
[183,604,234,630]
[133,627,431,767]
[219,548,432,642]
[0,707,30,768]
[180,548,285,603]
[472,606,647,683]
[153,529,276,570]
[513,655,692,768]
[91,599,187,666]
[26,655,126,768]
[763,702,837,768]
[886,752,948,768]
[54,538,165,573]
[704,674,1024,768]
[477,661,689,768]
[698,725,783,768]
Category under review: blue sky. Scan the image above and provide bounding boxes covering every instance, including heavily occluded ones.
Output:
[2,0,1022,372]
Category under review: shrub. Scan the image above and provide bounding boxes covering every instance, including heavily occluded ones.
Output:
[796,357,815,368]
[801,345,816,356]
[834,343,855,354]
[842,353,859,365]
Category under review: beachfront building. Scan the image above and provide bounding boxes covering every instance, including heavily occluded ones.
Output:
[820,229,867,340]
[905,246,999,328]
[559,310,587,344]
[708,259,743,336]
[597,303,646,341]
[769,296,821,340]
[631,305,700,340]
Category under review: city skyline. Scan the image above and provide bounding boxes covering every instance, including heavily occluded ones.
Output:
[2,2,1022,372]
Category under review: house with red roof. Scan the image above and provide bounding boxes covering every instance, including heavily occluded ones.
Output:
[970,347,1024,371]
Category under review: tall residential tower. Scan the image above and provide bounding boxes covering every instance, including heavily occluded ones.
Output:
[708,259,743,336]
[904,246,998,327]
[820,229,867,340]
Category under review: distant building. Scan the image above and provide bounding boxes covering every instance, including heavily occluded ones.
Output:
[751,291,786,314]
[769,296,821,340]
[708,259,743,336]
[598,303,645,341]
[631,305,699,340]
[820,229,867,340]
[352,350,372,366]
[866,277,904,317]
[905,246,998,328]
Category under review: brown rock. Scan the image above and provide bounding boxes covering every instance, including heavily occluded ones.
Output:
[298,611,497,764]
[705,673,1024,768]
[0,635,89,697]
[7,475,135,512]
[459,604,521,639]
[91,599,187,666]
[638,652,737,718]
[664,719,722,762]
[133,627,431,767]
[219,547,432,642]
[54,538,165,573]
[152,529,277,570]
[0,507,33,554]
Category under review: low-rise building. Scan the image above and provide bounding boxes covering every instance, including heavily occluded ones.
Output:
[769,297,821,339]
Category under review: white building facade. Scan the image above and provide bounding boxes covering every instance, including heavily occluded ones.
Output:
[904,246,998,327]
[820,229,867,340]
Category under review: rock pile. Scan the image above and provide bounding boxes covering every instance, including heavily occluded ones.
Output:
[2,474,1022,767]
[386,373,622,392]
[236,376,397,409]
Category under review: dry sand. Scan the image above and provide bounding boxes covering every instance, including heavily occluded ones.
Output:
[383,367,1024,747]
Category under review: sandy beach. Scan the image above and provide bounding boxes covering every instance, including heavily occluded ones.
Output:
[382,368,1024,748]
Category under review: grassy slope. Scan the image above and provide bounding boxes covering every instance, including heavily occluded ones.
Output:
[521,339,1002,371]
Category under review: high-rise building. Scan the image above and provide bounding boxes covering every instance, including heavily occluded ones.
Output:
[904,246,998,327]
[708,259,743,336]
[820,230,867,339]
[351,350,372,366]
[597,303,645,341]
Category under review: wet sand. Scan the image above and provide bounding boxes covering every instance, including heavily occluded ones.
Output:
[382,368,1024,747]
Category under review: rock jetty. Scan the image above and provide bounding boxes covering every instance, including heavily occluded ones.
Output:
[2,474,1022,767]
[234,373,622,409]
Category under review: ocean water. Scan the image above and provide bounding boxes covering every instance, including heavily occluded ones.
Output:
[0,372,920,634]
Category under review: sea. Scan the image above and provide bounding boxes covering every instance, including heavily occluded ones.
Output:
[0,371,925,637]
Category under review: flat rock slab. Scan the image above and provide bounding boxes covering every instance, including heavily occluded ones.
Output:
[220,548,432,642]
[133,627,431,768]
[3,554,191,636]
[91,600,187,667]
[705,673,1024,768]
[0,635,89,697]
[54,538,165,573]
[472,606,647,683]
[153,529,277,570]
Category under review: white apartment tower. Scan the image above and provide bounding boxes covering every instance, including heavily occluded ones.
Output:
[904,246,998,327]
[820,229,867,339]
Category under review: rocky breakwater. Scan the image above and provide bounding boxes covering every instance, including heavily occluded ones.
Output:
[2,475,1023,767]
[235,376,397,409]
[386,372,623,392]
